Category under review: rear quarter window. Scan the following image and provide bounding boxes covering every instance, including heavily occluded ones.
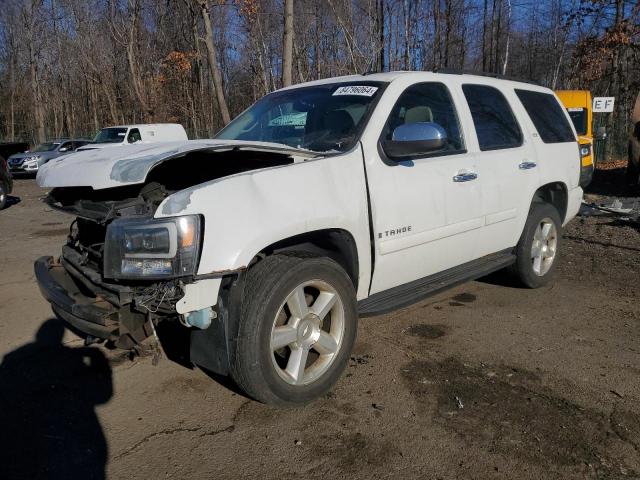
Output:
[515,90,576,143]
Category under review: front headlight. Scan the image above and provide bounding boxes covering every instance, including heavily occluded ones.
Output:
[580,145,591,157]
[104,215,201,279]
[24,158,40,169]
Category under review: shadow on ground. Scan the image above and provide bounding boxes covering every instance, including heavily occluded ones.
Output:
[3,195,21,209]
[585,167,639,198]
[0,318,112,480]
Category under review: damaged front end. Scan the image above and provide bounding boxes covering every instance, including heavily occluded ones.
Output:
[34,143,302,371]
[35,183,194,349]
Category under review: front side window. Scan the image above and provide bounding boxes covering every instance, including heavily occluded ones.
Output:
[515,90,576,143]
[93,127,128,144]
[381,82,464,155]
[462,84,522,151]
[127,128,142,143]
[32,143,60,152]
[216,82,385,153]
[566,108,587,136]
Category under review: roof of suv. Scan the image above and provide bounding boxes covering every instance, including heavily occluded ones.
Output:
[279,70,548,93]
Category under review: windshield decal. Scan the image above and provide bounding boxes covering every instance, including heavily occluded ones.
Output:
[332,85,378,97]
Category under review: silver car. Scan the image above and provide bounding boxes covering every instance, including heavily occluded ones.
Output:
[7,139,89,175]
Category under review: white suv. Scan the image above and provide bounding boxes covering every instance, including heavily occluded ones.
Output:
[35,72,582,405]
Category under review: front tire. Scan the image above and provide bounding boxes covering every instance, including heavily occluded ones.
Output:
[511,202,562,288]
[231,254,357,405]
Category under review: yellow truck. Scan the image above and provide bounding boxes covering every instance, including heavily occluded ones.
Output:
[555,90,594,187]
[627,92,640,184]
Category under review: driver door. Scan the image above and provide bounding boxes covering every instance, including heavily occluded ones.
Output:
[363,82,483,294]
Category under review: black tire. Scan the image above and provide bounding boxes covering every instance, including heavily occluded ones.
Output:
[0,182,7,210]
[510,202,562,289]
[230,254,358,406]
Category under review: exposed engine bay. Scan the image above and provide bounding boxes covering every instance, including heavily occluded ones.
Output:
[39,147,296,349]
[45,148,295,223]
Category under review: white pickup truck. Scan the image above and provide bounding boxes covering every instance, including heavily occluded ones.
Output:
[35,71,582,405]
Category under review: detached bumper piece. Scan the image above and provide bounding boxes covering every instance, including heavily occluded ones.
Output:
[35,256,151,348]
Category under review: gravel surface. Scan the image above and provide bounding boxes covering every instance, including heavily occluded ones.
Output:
[0,172,638,480]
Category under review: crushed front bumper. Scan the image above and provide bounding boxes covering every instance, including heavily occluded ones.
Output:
[35,255,150,346]
[35,256,120,339]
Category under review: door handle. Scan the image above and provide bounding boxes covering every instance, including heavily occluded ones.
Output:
[453,171,478,182]
[519,161,537,170]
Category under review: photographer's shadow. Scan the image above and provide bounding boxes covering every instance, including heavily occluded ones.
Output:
[0,318,112,480]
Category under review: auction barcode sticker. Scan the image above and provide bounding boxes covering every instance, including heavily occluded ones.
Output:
[333,85,378,96]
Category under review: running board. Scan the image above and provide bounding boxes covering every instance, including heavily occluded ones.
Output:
[358,250,516,316]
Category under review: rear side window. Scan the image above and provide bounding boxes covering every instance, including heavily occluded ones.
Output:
[515,90,575,143]
[462,84,522,151]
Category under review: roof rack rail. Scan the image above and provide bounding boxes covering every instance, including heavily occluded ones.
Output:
[433,68,540,86]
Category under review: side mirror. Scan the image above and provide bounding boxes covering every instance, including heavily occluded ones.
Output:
[59,147,68,152]
[595,126,607,141]
[382,122,447,158]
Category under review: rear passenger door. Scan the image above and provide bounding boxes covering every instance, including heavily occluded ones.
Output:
[461,84,540,256]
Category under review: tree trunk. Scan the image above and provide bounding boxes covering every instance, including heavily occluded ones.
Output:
[482,0,488,71]
[27,1,45,144]
[282,0,294,87]
[201,0,231,125]
[501,0,511,75]
[377,0,385,71]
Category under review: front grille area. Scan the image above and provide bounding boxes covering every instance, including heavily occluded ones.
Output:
[70,218,108,274]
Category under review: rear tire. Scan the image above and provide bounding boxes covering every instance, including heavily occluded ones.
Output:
[511,202,562,288]
[230,254,357,406]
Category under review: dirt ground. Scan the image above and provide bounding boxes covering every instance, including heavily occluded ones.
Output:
[0,171,638,480]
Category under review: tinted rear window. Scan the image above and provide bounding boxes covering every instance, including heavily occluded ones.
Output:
[515,90,575,143]
[462,84,522,151]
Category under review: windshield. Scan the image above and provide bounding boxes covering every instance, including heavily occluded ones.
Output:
[32,143,60,152]
[215,82,385,152]
[566,108,587,136]
[93,127,128,144]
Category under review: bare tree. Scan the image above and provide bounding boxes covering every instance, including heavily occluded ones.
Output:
[282,0,294,87]
[201,0,230,125]
[0,0,637,159]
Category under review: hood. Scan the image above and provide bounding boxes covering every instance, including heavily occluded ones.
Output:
[36,139,317,190]
[8,152,33,161]
[9,151,58,161]
[77,143,123,151]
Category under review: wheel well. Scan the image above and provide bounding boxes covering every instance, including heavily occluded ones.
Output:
[532,182,568,222]
[255,229,359,290]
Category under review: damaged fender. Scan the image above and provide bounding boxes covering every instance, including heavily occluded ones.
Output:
[154,146,372,307]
